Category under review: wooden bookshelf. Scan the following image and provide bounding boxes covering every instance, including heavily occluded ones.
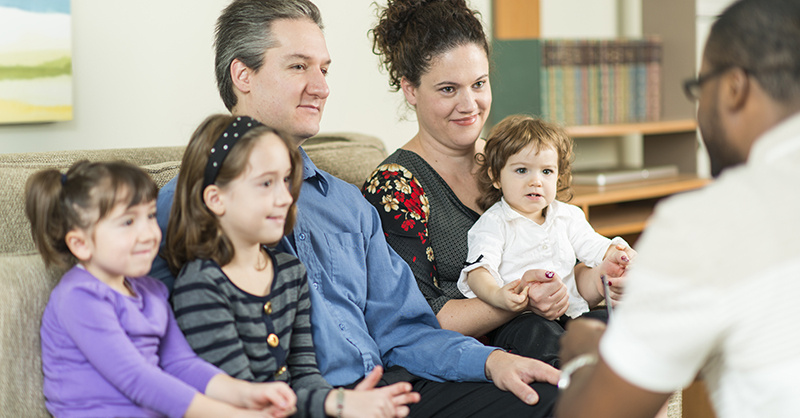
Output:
[491,0,703,244]
[571,175,709,237]
[566,119,697,138]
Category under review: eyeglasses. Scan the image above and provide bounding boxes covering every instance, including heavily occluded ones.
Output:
[682,66,734,101]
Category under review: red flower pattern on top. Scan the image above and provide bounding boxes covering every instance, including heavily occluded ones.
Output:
[363,164,436,267]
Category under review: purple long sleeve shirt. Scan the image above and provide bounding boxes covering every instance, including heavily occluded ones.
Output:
[41,266,222,417]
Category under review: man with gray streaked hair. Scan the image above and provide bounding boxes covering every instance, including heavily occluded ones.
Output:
[154,0,564,416]
[214,0,322,113]
[214,0,329,144]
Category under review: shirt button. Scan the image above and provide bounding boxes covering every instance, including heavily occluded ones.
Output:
[263,302,272,315]
[267,333,280,347]
[313,282,319,290]
[542,244,548,250]
[299,233,307,240]
[339,324,345,330]
[275,365,287,377]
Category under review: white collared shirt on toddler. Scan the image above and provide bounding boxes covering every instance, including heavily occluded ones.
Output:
[458,198,626,318]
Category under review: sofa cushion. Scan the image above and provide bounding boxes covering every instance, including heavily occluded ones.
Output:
[0,253,61,418]
[0,160,182,255]
[0,146,186,168]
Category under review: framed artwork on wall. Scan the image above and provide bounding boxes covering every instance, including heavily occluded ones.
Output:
[0,0,72,124]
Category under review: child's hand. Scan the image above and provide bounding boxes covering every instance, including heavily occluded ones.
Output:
[331,365,420,417]
[494,279,529,313]
[598,244,637,305]
[244,381,297,417]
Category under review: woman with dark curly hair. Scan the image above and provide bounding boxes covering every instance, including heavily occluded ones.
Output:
[364,0,621,366]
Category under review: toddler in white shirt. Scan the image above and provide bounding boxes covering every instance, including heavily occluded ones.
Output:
[458,115,636,318]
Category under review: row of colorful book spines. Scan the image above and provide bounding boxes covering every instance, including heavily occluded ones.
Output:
[539,65,660,125]
[540,78,660,125]
[539,39,662,67]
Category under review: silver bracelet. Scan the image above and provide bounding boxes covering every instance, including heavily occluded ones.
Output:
[557,353,598,390]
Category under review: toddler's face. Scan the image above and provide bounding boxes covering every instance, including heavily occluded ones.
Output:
[493,144,558,224]
[82,199,161,283]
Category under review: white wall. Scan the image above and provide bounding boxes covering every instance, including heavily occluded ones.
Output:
[0,0,229,154]
[0,0,491,155]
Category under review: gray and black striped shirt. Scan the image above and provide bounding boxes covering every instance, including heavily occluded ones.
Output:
[172,248,332,417]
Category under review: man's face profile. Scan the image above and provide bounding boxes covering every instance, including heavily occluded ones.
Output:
[696,58,744,178]
[238,18,331,145]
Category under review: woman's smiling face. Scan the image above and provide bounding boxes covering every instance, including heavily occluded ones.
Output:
[402,43,491,152]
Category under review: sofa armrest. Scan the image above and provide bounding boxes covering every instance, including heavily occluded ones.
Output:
[0,253,62,417]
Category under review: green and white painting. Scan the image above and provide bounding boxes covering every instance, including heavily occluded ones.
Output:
[0,0,72,124]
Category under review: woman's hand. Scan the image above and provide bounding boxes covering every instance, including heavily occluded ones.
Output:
[326,365,420,418]
[520,269,569,320]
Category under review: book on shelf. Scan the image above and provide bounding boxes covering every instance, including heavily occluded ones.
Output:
[572,165,679,186]
[491,37,662,127]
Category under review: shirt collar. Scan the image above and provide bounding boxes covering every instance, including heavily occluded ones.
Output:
[299,146,329,196]
[498,197,558,224]
[749,111,800,166]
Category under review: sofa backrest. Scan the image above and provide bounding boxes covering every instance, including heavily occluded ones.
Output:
[0,133,386,417]
[0,133,387,256]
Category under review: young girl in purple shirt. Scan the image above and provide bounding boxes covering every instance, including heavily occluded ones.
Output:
[26,160,296,418]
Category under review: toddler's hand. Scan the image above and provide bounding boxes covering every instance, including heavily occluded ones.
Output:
[598,244,637,305]
[495,279,529,313]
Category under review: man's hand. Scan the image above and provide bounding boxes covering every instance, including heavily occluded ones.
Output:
[520,269,569,320]
[484,350,560,405]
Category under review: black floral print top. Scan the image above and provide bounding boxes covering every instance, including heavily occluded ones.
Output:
[362,149,480,314]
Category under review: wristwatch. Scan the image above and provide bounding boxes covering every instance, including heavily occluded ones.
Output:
[557,353,598,390]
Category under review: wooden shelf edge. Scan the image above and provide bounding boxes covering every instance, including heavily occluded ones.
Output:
[566,119,697,138]
[595,222,648,237]
[572,175,710,206]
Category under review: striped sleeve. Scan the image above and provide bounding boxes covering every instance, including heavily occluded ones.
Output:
[171,259,256,380]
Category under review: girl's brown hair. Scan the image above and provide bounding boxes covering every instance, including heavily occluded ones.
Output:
[371,0,490,91]
[25,161,158,270]
[476,115,574,211]
[164,114,303,275]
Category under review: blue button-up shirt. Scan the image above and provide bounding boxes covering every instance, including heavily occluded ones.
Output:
[151,148,494,386]
[276,148,493,386]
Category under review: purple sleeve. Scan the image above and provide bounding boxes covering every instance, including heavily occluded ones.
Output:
[157,298,224,393]
[57,283,218,418]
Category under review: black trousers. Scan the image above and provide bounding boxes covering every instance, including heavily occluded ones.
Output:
[489,309,609,369]
[488,312,565,368]
[345,311,609,417]
[355,366,557,418]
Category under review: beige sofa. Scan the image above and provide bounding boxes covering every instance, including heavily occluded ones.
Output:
[0,132,687,418]
[0,133,387,416]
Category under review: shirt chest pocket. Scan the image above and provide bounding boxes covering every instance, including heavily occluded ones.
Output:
[324,232,368,309]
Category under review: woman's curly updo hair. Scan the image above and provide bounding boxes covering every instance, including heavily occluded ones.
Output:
[371,0,490,91]
[476,115,575,212]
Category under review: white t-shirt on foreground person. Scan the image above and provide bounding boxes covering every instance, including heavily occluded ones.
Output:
[600,113,800,417]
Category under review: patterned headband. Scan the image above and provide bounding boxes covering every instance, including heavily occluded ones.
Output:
[202,116,262,189]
